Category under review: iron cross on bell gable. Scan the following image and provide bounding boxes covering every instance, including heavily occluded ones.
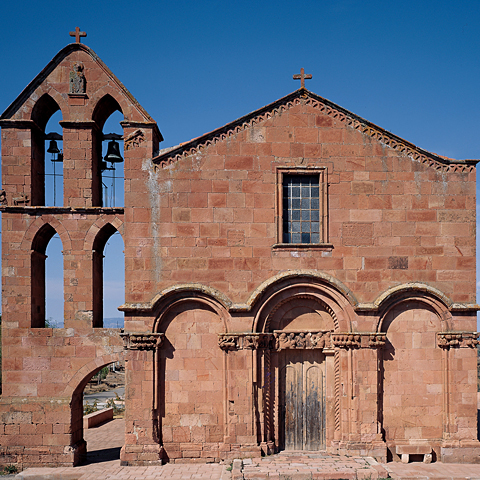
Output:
[69,27,87,44]
[293,68,312,88]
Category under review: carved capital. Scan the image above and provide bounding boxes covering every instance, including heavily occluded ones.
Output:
[437,332,479,349]
[121,333,164,350]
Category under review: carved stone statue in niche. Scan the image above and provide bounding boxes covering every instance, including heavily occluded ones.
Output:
[69,62,86,94]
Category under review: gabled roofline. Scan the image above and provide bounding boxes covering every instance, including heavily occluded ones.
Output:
[1,43,161,139]
[152,88,478,173]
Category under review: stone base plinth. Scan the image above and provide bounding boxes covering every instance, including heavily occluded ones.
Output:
[329,441,387,463]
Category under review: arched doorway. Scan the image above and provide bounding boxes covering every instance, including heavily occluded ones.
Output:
[254,290,339,453]
[68,353,125,465]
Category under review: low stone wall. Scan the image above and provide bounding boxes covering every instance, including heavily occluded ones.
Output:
[83,408,113,429]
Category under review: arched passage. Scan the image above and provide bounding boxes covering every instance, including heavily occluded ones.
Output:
[92,224,124,328]
[45,233,64,327]
[30,93,62,206]
[44,110,64,206]
[92,95,125,207]
[67,351,126,465]
[31,223,63,327]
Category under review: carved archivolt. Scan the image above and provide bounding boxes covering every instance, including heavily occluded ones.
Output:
[121,333,164,350]
[265,293,339,332]
[437,332,479,349]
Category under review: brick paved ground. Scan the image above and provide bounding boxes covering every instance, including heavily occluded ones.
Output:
[14,419,480,479]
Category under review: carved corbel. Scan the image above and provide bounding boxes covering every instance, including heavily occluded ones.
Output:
[121,332,164,350]
[124,129,145,150]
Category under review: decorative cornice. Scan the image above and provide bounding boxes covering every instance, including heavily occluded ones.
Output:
[121,333,164,350]
[437,332,479,349]
[152,89,478,173]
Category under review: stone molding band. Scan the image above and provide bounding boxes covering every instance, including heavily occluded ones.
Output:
[218,331,387,351]
[121,333,164,350]
[120,330,479,352]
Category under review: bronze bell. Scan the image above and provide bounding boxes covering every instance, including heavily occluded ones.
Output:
[104,140,123,163]
[47,140,60,154]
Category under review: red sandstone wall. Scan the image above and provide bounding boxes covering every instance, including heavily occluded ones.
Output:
[124,102,476,312]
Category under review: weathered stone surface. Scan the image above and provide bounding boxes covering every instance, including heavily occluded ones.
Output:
[1,38,479,468]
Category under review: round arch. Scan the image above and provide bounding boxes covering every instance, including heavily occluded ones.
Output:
[252,274,357,334]
[63,350,126,398]
[375,285,453,333]
[152,290,230,334]
[246,269,358,310]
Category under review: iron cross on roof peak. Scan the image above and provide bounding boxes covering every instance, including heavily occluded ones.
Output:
[293,68,312,88]
[69,27,87,44]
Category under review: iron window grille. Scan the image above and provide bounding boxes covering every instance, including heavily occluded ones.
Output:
[276,167,328,246]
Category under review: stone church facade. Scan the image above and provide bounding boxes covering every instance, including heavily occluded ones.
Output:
[0,36,479,468]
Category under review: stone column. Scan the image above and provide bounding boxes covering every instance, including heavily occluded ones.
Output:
[60,121,98,208]
[331,333,387,461]
[120,333,164,466]
[121,123,161,306]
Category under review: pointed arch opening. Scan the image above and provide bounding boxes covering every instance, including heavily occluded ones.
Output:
[30,94,62,206]
[44,110,64,206]
[92,224,125,328]
[31,224,63,327]
[92,95,124,207]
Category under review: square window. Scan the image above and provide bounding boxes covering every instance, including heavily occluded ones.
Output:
[277,167,327,245]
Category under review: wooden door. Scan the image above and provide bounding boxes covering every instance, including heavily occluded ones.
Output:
[281,350,325,450]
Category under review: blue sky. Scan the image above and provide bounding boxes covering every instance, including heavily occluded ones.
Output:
[1,0,480,322]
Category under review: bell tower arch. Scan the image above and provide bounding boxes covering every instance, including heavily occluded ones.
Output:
[0,32,162,468]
